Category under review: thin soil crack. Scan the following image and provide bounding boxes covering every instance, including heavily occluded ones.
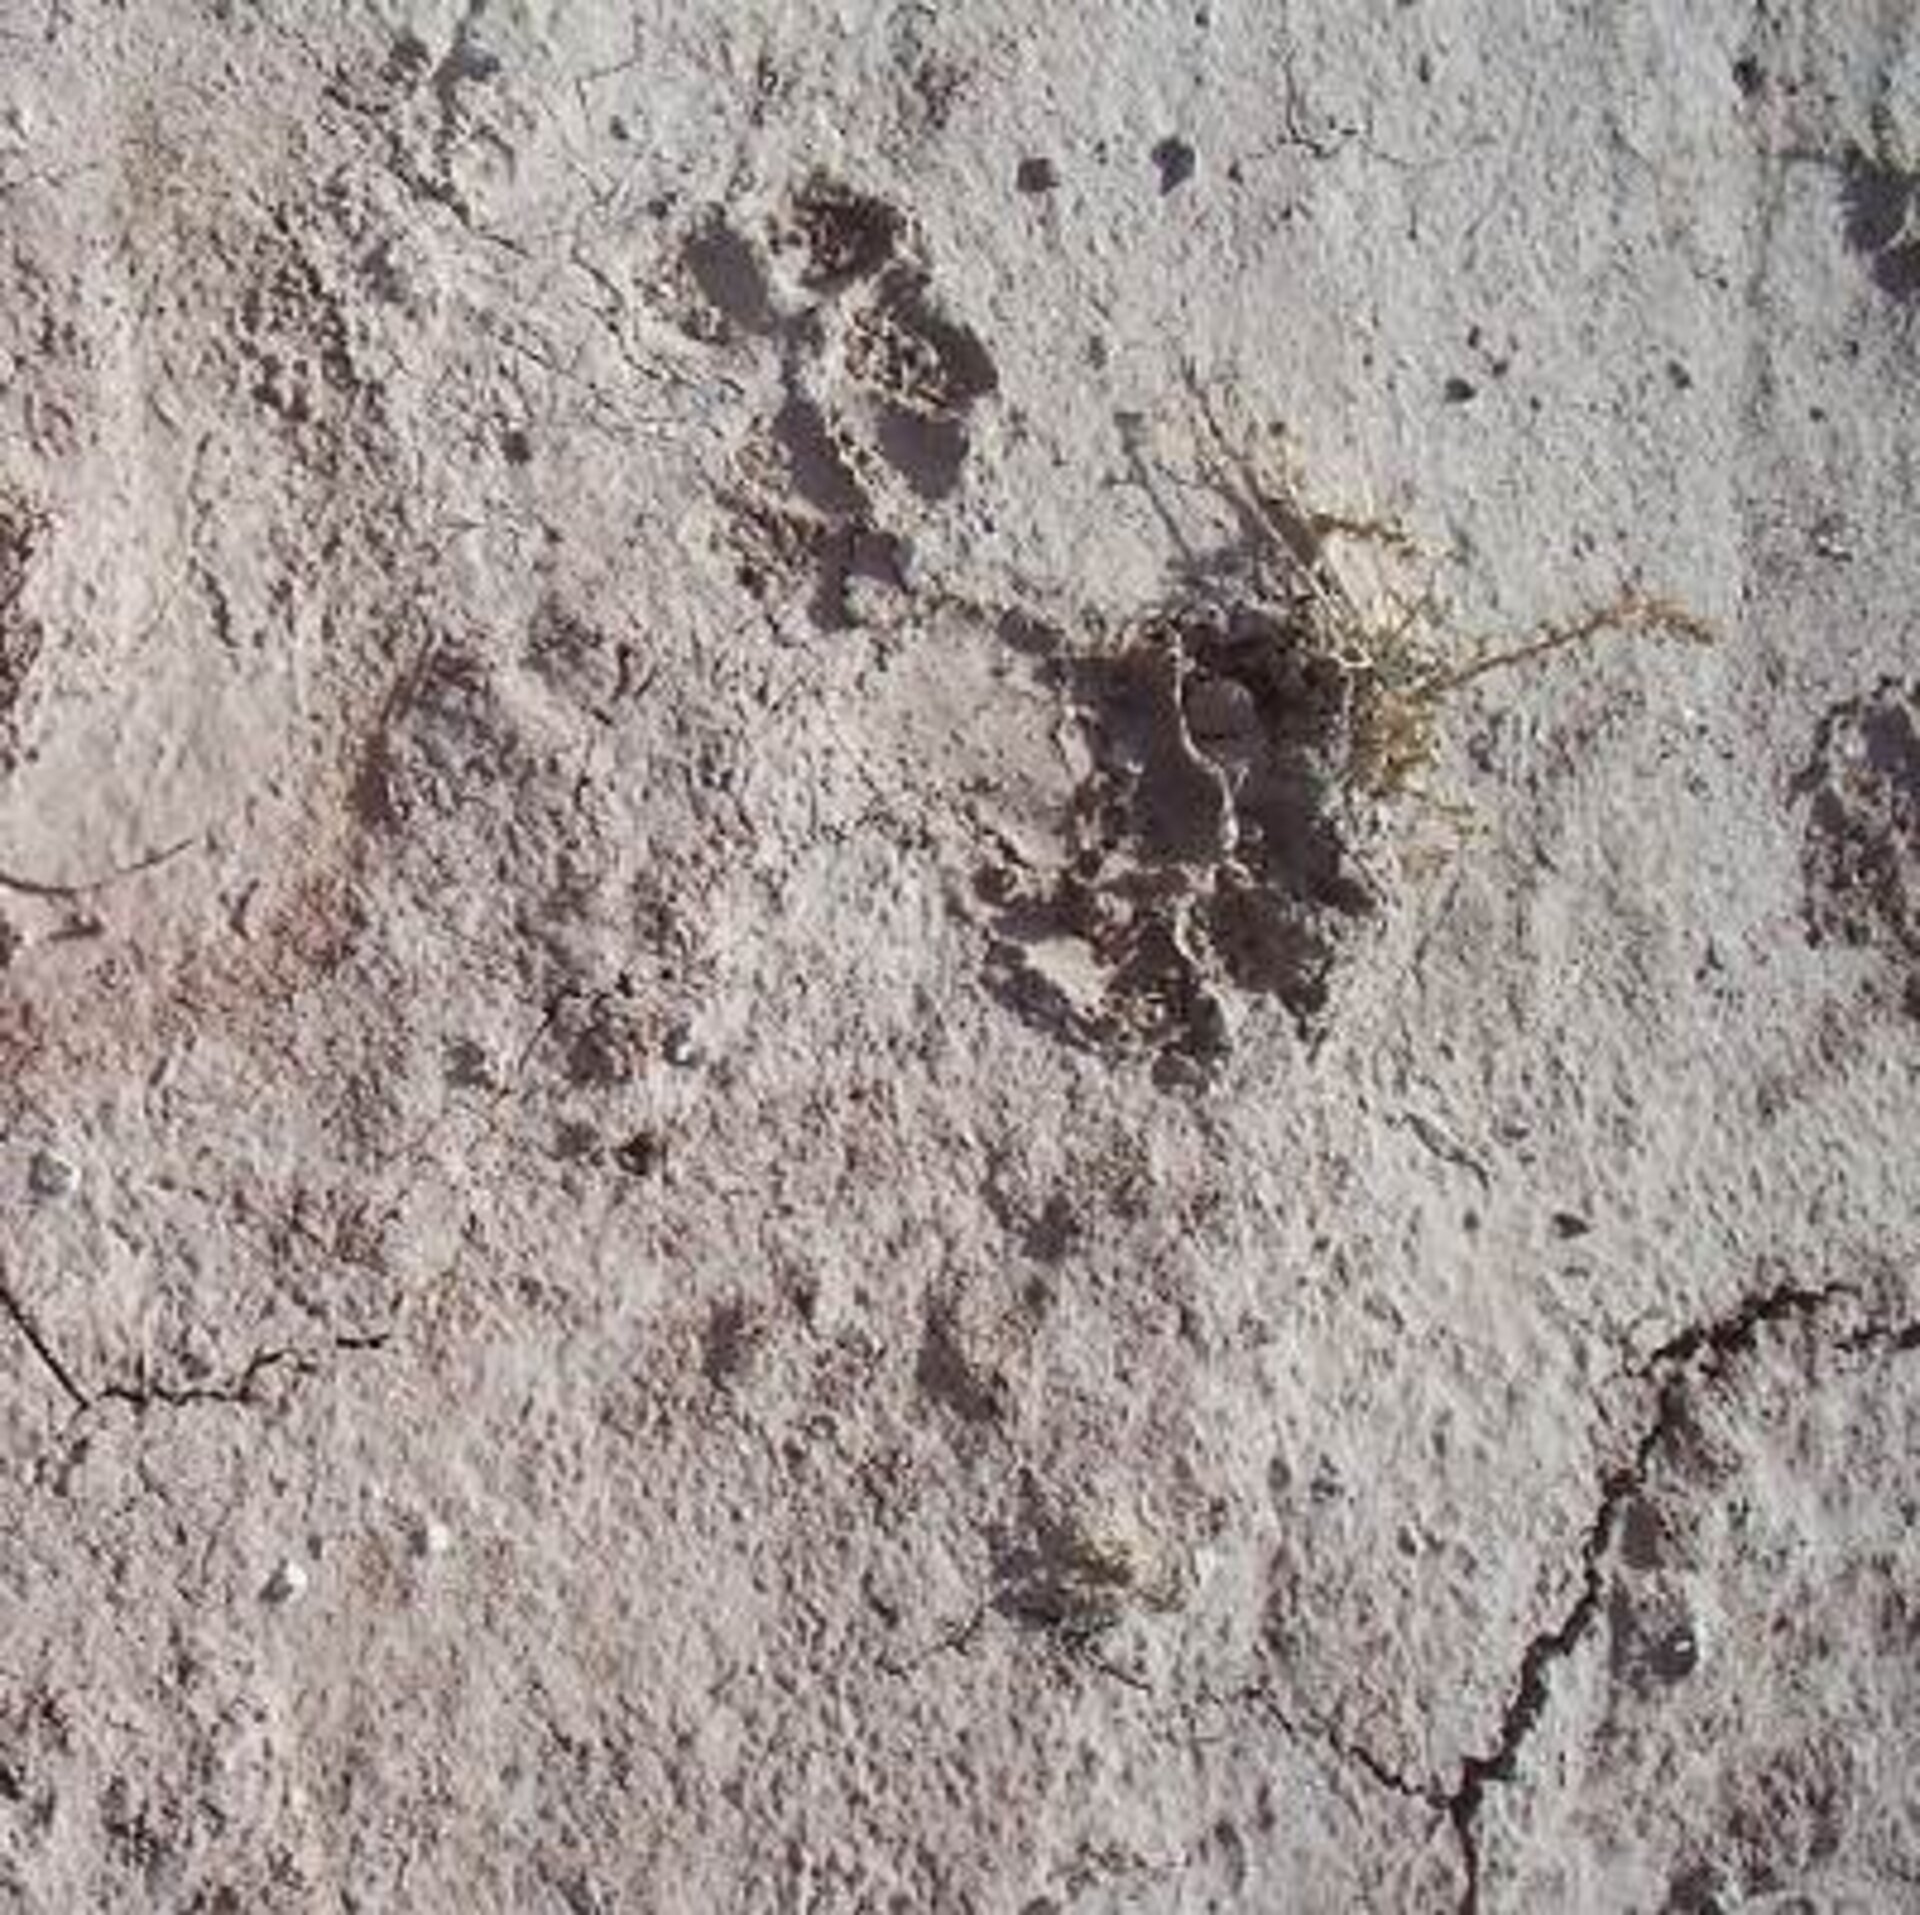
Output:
[87,1331,390,1420]
[0,1263,89,1410]
[1441,1277,1881,1911]
[868,1279,1920,1909]
[0,832,201,901]
[1247,1684,1448,1815]
[1,1257,390,1431]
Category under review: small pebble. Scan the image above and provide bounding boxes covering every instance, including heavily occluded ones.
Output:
[263,1559,309,1605]
[664,1023,701,1067]
[414,1518,454,1560]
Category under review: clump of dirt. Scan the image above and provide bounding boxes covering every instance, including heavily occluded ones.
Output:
[991,1492,1184,1640]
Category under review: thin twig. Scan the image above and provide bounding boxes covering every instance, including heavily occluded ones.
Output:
[1427,593,1716,696]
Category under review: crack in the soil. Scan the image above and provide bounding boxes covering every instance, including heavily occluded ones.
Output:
[1843,1316,1920,1356]
[1244,1683,1449,1815]
[0,1261,89,1410]
[0,833,202,902]
[2,1257,390,1430]
[85,1331,391,1421]
[870,1279,1920,1910]
[15,1226,1916,1908]
[1439,1276,1900,1912]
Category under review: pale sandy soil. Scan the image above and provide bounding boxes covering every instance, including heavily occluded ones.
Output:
[2,4,1918,1910]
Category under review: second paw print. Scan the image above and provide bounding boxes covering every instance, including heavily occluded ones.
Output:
[681,176,999,628]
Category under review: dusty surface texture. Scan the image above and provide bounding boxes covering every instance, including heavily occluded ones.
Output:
[2,3,1918,1911]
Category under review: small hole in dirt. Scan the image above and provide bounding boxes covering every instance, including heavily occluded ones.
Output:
[444,1037,493,1088]
[1663,1862,1729,1915]
[385,31,432,84]
[614,1130,665,1178]
[1023,1192,1081,1263]
[869,268,1000,408]
[553,1120,600,1162]
[995,610,1062,659]
[1151,135,1196,194]
[1015,156,1060,194]
[916,1296,1004,1425]
[701,1298,759,1388]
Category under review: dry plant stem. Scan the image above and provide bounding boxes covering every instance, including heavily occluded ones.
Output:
[1343,589,1715,797]
[1425,592,1717,696]
[1307,511,1428,560]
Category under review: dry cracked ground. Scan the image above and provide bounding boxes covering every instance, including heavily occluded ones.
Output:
[2,3,1919,1911]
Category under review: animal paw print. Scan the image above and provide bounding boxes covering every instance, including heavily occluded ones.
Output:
[682,176,998,627]
[978,599,1380,1076]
